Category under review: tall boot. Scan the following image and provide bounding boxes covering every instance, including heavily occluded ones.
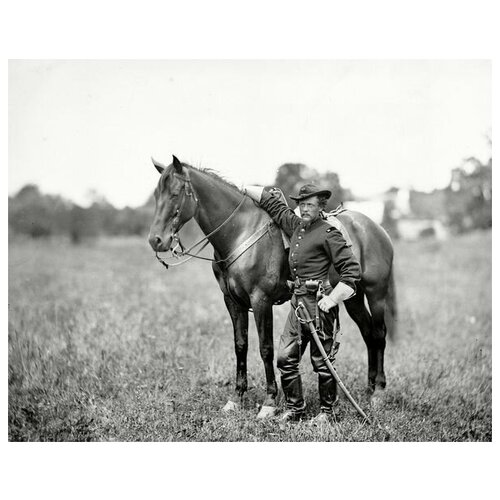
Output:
[318,373,338,414]
[281,374,306,414]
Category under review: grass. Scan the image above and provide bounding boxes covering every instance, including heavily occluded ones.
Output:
[8,230,492,441]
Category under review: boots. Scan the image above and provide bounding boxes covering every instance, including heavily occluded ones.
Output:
[280,374,306,414]
[319,374,338,413]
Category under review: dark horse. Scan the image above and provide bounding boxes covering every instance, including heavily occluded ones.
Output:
[148,156,396,418]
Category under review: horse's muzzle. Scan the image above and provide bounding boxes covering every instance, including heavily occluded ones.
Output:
[148,233,172,252]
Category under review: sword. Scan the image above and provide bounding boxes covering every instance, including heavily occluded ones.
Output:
[296,301,371,423]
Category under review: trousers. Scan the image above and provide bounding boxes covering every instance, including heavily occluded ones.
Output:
[277,292,339,414]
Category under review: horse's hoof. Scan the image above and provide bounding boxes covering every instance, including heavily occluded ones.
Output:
[256,405,277,419]
[370,389,386,410]
[222,400,240,413]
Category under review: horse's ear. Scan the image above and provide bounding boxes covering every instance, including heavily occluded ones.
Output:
[172,155,183,174]
[151,157,165,174]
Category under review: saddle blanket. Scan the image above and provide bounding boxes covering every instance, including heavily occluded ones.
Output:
[323,207,353,247]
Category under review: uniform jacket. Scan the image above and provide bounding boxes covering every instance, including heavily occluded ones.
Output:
[260,191,360,292]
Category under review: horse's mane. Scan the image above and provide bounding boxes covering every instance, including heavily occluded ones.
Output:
[159,160,244,195]
[192,165,244,195]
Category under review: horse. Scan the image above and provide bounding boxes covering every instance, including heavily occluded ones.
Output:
[148,155,396,418]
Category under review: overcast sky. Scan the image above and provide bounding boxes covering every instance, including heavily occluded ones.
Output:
[9,60,491,208]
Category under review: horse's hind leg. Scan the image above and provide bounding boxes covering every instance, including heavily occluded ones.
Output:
[221,295,249,412]
[365,289,387,393]
[344,288,386,394]
[251,293,278,419]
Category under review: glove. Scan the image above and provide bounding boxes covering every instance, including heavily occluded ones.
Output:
[318,282,355,312]
[243,185,265,203]
[318,294,337,312]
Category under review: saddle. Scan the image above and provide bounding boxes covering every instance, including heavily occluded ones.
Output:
[323,206,353,247]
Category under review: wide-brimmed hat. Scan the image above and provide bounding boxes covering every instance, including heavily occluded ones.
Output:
[290,183,332,202]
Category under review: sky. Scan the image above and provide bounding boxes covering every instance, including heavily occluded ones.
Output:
[8,60,491,208]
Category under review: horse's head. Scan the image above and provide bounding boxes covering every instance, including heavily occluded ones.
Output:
[148,155,198,252]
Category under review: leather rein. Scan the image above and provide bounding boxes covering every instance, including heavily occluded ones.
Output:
[155,170,272,270]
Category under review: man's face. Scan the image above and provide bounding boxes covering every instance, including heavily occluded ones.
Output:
[299,196,321,222]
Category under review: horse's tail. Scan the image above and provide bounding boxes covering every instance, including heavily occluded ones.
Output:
[385,267,398,341]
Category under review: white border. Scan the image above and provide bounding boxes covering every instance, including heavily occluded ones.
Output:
[2,1,497,499]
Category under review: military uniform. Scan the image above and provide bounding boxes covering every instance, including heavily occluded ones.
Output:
[259,190,361,416]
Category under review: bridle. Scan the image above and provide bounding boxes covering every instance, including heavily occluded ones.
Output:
[168,169,199,238]
[155,168,249,269]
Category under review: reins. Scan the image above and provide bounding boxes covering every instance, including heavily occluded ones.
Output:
[175,193,247,256]
[155,171,269,269]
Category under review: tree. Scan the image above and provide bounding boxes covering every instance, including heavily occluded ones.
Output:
[69,205,99,244]
[445,156,492,232]
[274,163,318,205]
[321,171,345,210]
[273,163,347,208]
[9,184,71,238]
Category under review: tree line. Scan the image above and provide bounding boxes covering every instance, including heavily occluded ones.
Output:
[8,185,154,243]
[9,155,491,243]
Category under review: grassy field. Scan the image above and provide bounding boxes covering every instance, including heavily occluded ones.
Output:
[8,230,492,441]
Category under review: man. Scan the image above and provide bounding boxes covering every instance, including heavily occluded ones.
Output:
[244,183,361,424]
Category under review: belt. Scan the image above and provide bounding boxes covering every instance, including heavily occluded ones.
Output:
[288,277,331,295]
[294,277,330,287]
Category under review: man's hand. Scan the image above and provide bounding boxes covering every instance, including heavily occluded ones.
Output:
[318,294,337,312]
[243,185,264,203]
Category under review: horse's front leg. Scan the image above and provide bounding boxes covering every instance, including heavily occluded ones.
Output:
[221,294,249,412]
[251,292,278,419]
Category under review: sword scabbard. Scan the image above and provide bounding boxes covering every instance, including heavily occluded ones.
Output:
[295,301,371,423]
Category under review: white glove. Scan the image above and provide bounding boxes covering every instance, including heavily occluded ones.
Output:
[244,185,265,203]
[318,294,337,312]
[318,282,355,312]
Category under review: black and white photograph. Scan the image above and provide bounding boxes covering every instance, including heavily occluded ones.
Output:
[8,58,492,442]
[3,2,497,499]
